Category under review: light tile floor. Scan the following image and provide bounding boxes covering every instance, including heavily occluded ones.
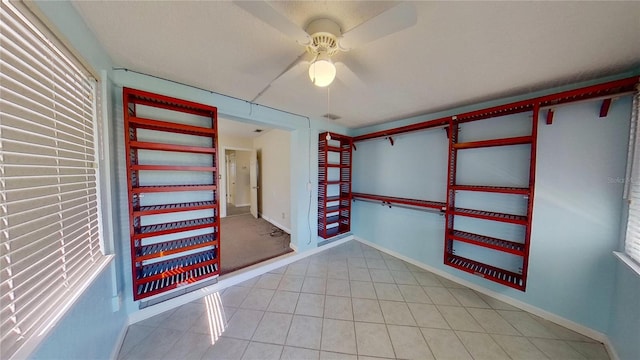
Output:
[118,241,609,360]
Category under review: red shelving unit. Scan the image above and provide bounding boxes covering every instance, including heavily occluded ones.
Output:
[349,76,637,291]
[124,87,220,301]
[318,132,352,238]
[443,106,538,291]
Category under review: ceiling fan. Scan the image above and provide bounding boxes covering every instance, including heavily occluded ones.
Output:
[234,1,417,95]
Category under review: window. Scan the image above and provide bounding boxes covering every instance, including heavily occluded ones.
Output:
[0,1,111,358]
[623,85,640,269]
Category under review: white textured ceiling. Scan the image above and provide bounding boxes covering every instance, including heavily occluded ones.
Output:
[72,1,640,129]
[218,117,271,138]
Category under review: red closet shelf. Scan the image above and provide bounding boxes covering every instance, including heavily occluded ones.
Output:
[452,185,530,195]
[125,92,216,118]
[323,180,350,185]
[132,184,217,194]
[323,145,344,153]
[130,141,216,154]
[448,230,525,256]
[134,216,217,239]
[325,214,350,225]
[324,204,351,213]
[445,254,524,290]
[352,192,446,211]
[131,164,216,172]
[134,200,216,216]
[351,77,637,143]
[455,76,637,123]
[128,116,216,137]
[136,233,217,261]
[322,194,351,202]
[322,224,351,238]
[453,136,532,150]
[324,164,351,168]
[452,207,527,225]
[135,250,219,298]
[353,117,450,142]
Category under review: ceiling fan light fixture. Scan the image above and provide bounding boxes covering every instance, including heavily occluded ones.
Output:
[308,52,336,87]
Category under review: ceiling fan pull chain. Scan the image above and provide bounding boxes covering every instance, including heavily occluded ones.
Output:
[326,86,332,141]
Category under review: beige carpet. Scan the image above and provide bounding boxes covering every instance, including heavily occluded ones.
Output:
[220,214,292,274]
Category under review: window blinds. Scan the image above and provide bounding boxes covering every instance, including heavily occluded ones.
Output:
[1,1,108,358]
[625,86,640,265]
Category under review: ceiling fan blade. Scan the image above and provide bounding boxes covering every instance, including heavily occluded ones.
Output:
[234,1,311,45]
[252,52,309,102]
[335,61,366,91]
[274,52,310,84]
[339,2,417,50]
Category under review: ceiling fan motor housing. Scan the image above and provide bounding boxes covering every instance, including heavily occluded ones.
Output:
[306,18,341,56]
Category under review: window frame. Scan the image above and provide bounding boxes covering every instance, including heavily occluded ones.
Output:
[619,84,640,276]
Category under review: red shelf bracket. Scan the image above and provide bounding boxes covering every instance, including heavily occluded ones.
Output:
[600,98,612,118]
[385,136,394,146]
[545,109,554,125]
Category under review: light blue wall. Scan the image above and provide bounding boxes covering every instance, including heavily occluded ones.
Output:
[24,1,640,359]
[353,95,633,335]
[608,260,640,360]
[30,263,127,360]
[526,99,630,331]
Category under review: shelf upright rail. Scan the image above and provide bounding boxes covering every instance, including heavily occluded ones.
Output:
[318,132,353,238]
[123,87,221,300]
[443,104,540,291]
[444,116,460,268]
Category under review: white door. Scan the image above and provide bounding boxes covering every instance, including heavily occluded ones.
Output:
[249,149,258,218]
[227,152,236,205]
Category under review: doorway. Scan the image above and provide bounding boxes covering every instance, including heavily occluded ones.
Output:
[224,149,252,217]
[217,123,293,274]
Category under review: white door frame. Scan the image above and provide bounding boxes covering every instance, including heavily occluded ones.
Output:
[249,148,258,219]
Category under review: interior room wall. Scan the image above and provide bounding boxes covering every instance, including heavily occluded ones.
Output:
[30,263,127,360]
[352,97,633,337]
[253,129,292,232]
[607,259,640,360]
[219,134,253,149]
[26,2,639,359]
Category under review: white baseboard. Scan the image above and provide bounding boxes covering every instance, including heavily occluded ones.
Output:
[603,337,621,360]
[110,321,129,360]
[234,203,250,207]
[260,213,291,234]
[355,236,610,345]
